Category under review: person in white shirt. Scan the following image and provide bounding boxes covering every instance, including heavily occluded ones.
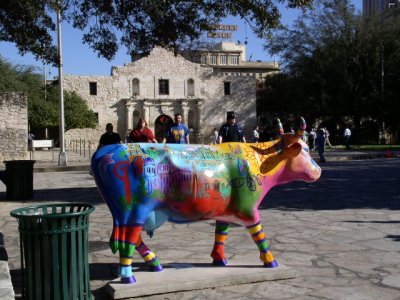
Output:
[324,128,333,148]
[252,126,260,143]
[344,127,351,149]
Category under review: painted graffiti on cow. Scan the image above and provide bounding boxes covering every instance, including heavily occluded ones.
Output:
[91,118,322,284]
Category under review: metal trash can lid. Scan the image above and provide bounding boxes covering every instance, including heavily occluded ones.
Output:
[10,203,95,219]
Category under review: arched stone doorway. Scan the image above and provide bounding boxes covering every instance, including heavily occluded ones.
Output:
[154,114,173,142]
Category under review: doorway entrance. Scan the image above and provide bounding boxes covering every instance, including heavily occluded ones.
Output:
[154,114,173,142]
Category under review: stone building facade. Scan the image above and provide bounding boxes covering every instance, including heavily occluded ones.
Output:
[0,93,28,163]
[63,47,256,144]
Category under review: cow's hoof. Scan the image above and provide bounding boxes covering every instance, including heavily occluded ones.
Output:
[152,264,164,272]
[264,260,278,268]
[212,259,228,266]
[121,276,136,284]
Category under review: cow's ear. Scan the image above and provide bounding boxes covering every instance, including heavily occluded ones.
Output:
[285,143,302,158]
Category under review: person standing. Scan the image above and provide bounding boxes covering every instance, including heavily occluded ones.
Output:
[308,128,317,150]
[252,126,260,143]
[213,128,219,144]
[316,128,326,162]
[97,123,121,150]
[218,112,246,143]
[28,132,35,151]
[163,113,190,144]
[129,118,157,143]
[344,127,351,149]
[324,127,333,148]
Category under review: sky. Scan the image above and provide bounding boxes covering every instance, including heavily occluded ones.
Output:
[0,1,362,78]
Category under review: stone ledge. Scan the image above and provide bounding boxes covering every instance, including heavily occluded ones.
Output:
[106,262,297,299]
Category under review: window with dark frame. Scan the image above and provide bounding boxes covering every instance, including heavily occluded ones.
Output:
[132,78,140,96]
[89,82,97,95]
[224,81,231,95]
[159,79,169,95]
[187,79,194,96]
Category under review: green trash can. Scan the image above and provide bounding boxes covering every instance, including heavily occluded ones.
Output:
[4,160,36,200]
[10,203,95,300]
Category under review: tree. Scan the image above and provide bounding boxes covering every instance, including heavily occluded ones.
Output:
[0,0,313,65]
[261,0,400,142]
[0,56,97,131]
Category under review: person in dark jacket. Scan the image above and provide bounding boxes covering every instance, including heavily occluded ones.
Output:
[218,112,246,143]
[98,123,121,150]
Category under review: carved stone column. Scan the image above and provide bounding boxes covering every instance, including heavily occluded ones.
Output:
[181,101,189,125]
[196,100,203,132]
[126,100,135,130]
[195,99,204,143]
[142,100,149,124]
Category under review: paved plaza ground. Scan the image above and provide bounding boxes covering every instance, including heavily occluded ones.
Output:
[0,151,400,299]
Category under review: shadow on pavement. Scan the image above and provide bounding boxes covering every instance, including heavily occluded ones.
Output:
[385,235,400,242]
[0,187,103,204]
[260,160,400,211]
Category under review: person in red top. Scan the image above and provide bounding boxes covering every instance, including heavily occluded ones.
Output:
[129,118,157,143]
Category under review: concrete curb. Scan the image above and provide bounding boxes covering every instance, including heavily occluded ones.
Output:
[106,262,297,299]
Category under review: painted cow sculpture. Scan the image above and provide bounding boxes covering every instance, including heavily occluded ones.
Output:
[91,127,321,283]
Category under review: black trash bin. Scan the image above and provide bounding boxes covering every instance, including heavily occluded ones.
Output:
[4,160,35,200]
[10,203,95,300]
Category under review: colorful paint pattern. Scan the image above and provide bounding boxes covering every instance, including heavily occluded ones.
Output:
[91,132,321,283]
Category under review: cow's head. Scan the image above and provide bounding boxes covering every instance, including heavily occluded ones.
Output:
[251,118,321,186]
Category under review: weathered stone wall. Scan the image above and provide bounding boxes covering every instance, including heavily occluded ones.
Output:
[64,47,256,144]
[65,128,104,151]
[0,93,28,163]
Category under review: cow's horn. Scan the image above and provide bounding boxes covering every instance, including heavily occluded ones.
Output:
[295,117,307,139]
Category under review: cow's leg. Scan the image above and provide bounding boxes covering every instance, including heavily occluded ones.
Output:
[116,225,143,283]
[136,234,163,272]
[247,222,278,268]
[210,221,230,266]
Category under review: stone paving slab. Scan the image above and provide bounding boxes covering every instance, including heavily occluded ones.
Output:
[106,262,297,299]
[0,261,14,300]
[1,158,400,299]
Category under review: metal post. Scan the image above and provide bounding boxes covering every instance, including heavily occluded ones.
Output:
[57,8,67,166]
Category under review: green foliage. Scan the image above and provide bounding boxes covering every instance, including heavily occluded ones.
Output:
[262,0,400,135]
[0,1,58,65]
[39,84,98,130]
[0,0,313,65]
[64,90,98,130]
[0,56,97,130]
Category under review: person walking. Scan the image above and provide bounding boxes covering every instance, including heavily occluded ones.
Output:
[97,123,121,150]
[324,127,333,149]
[308,128,317,150]
[129,118,157,143]
[218,112,246,143]
[344,127,351,149]
[163,113,190,144]
[252,126,260,143]
[316,128,326,162]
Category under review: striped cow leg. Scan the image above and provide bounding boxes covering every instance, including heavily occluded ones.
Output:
[211,221,230,266]
[136,234,163,272]
[247,222,278,268]
[113,225,143,283]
